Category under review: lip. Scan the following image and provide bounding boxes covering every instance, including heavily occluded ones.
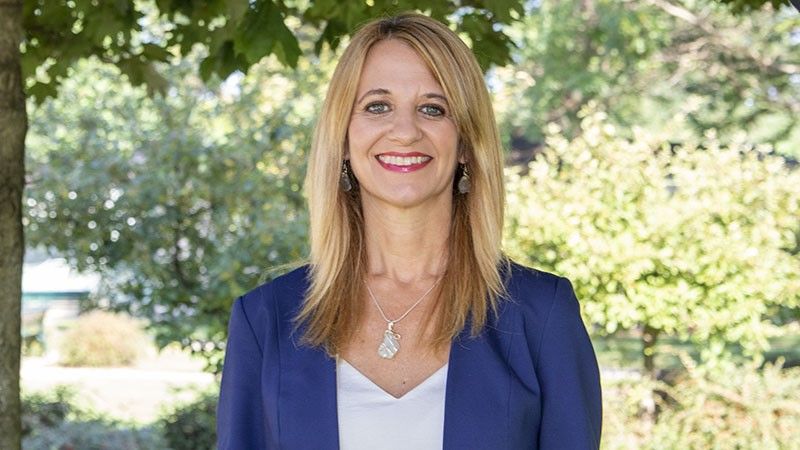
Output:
[375,152,432,173]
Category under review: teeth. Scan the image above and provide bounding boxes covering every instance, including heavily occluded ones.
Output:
[378,155,431,166]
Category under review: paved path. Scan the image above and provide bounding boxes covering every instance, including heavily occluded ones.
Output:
[21,350,216,424]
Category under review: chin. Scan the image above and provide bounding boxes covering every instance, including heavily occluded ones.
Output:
[364,186,451,210]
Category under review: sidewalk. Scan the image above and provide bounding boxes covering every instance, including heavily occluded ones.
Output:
[21,347,216,424]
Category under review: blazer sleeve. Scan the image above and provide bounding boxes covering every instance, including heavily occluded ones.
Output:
[217,295,269,450]
[535,277,602,449]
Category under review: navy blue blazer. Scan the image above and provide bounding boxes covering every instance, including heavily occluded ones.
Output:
[217,263,602,449]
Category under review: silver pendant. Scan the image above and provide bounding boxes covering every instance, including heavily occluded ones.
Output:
[377,323,400,359]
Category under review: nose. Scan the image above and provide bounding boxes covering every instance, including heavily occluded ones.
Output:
[387,108,423,145]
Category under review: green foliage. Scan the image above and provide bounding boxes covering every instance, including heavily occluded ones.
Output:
[602,357,800,449]
[713,0,792,12]
[158,391,217,450]
[22,0,524,102]
[493,0,800,154]
[495,0,671,142]
[22,386,166,449]
[59,311,149,367]
[504,112,800,369]
[21,387,74,437]
[651,359,800,449]
[24,45,323,369]
[24,419,166,450]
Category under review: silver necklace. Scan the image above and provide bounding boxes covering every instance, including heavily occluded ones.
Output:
[365,278,441,359]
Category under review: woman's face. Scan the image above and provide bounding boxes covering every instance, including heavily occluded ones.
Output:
[347,39,461,211]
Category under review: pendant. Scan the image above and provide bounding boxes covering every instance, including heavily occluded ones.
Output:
[377,322,400,359]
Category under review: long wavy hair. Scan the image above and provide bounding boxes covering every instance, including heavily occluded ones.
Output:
[298,12,507,354]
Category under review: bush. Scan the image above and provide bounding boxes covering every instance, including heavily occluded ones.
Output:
[59,310,150,367]
[22,386,167,450]
[505,112,800,371]
[159,391,217,450]
[650,358,800,449]
[602,357,800,449]
[24,419,166,450]
[22,386,75,437]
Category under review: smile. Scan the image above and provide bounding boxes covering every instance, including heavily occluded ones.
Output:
[376,153,432,173]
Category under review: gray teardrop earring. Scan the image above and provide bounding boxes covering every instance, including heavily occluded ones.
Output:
[457,163,470,194]
[340,161,353,192]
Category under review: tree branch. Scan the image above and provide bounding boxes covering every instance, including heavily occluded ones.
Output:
[644,0,797,76]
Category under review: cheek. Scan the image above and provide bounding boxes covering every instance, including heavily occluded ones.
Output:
[433,125,459,156]
[347,118,381,151]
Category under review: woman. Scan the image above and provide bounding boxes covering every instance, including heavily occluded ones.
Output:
[217,13,602,450]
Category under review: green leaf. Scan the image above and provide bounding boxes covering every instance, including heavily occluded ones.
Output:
[201,40,249,81]
[27,81,58,104]
[235,2,274,63]
[481,0,525,22]
[141,44,172,62]
[459,13,514,69]
[274,26,302,67]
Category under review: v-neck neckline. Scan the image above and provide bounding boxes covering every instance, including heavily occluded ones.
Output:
[336,357,449,400]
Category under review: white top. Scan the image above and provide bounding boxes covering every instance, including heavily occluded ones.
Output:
[336,359,448,450]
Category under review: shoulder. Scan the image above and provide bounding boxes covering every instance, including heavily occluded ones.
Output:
[503,260,575,313]
[498,261,591,370]
[504,261,564,294]
[499,260,583,340]
[236,264,310,325]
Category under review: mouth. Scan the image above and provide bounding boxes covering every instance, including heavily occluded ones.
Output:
[376,152,432,173]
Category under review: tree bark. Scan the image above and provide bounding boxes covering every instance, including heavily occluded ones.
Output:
[640,324,660,425]
[0,0,26,448]
[642,324,660,380]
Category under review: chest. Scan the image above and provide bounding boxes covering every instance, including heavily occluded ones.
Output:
[271,331,543,450]
[339,318,449,398]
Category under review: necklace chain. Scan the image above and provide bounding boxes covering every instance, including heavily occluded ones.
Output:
[365,277,441,326]
[366,277,442,359]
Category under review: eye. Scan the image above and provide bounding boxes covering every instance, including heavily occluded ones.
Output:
[420,104,446,117]
[365,102,390,114]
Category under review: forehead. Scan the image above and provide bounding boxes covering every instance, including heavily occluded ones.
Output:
[357,39,443,92]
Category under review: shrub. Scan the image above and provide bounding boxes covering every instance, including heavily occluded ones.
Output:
[602,357,800,449]
[59,310,150,367]
[649,358,800,450]
[22,386,167,449]
[23,419,166,450]
[22,386,75,437]
[159,391,217,450]
[505,112,800,373]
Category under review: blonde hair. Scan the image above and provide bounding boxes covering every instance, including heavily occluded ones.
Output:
[298,12,507,354]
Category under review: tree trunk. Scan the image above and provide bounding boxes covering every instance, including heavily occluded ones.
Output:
[0,1,26,448]
[640,324,660,425]
[642,324,659,379]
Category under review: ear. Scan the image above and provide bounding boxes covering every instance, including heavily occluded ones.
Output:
[344,137,350,160]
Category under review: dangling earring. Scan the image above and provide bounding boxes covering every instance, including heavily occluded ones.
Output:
[340,160,353,192]
[457,163,470,194]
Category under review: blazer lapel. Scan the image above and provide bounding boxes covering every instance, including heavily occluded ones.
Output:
[279,342,340,449]
[443,326,511,449]
[274,268,340,450]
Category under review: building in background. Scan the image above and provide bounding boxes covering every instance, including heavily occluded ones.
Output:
[22,249,100,360]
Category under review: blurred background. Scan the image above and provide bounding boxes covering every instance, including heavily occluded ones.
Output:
[9,0,800,448]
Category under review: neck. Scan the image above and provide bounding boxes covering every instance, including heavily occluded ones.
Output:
[361,196,452,284]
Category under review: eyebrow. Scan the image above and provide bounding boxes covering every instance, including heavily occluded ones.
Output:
[356,89,449,105]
